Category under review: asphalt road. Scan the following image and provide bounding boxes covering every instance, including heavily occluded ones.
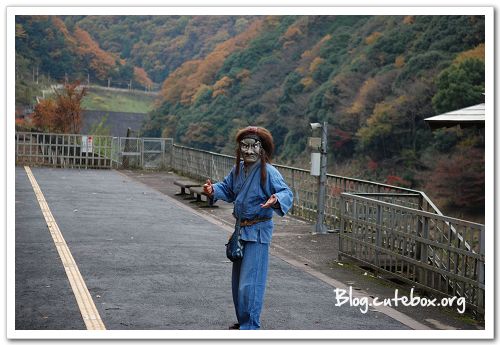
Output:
[15,166,409,330]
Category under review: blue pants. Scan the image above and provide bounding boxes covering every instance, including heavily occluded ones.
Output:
[231,240,270,330]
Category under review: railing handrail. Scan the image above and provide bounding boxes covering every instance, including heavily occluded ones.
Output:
[173,143,449,217]
[342,192,484,228]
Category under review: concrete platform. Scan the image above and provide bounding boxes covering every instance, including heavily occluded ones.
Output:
[14,166,483,331]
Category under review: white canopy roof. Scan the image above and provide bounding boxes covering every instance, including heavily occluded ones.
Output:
[424,103,485,129]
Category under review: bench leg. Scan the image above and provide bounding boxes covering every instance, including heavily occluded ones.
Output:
[175,187,187,196]
[200,196,218,208]
[189,193,203,203]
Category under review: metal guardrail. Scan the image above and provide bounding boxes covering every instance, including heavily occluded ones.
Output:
[339,193,485,314]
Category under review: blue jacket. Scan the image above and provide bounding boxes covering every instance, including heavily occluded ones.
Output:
[213,161,293,243]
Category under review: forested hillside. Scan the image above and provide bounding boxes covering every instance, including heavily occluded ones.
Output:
[142,15,485,221]
[15,15,255,91]
[14,15,485,221]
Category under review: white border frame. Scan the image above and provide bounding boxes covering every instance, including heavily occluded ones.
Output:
[5,4,495,341]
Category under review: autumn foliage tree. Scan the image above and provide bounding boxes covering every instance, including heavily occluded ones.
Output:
[33,82,87,133]
[424,147,484,217]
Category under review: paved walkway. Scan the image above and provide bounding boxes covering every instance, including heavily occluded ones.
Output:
[15,167,483,331]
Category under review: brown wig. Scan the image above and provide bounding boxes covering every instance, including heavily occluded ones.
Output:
[234,126,274,185]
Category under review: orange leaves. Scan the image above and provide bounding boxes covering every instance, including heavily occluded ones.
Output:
[403,16,415,25]
[159,18,265,105]
[32,82,87,134]
[454,43,485,64]
[73,27,117,79]
[365,31,382,45]
[283,25,303,42]
[51,16,75,44]
[395,55,405,68]
[133,67,153,88]
[33,98,57,131]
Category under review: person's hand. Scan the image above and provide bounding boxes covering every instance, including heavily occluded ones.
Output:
[260,194,277,208]
[203,179,213,196]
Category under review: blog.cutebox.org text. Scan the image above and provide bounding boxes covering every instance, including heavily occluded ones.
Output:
[334,286,466,314]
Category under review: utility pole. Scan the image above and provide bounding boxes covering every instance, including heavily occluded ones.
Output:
[36,66,39,84]
[316,121,328,234]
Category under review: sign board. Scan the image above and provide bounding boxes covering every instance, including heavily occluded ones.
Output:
[81,135,93,153]
[308,137,322,150]
[310,152,321,176]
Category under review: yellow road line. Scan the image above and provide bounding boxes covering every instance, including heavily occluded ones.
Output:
[24,166,106,330]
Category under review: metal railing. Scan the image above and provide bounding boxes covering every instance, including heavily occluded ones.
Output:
[15,132,117,169]
[15,132,173,170]
[170,144,485,315]
[172,144,436,228]
[339,193,485,314]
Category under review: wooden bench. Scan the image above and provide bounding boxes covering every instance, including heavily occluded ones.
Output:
[189,186,218,208]
[173,180,201,196]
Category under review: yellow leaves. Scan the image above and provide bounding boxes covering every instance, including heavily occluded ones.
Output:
[365,31,382,45]
[236,69,251,80]
[309,57,325,73]
[212,76,232,98]
[357,95,408,146]
[454,43,485,64]
[15,24,27,38]
[264,16,281,28]
[283,26,303,41]
[191,84,213,103]
[319,34,332,45]
[347,78,377,114]
[295,34,331,79]
[300,50,313,60]
[395,55,405,68]
[300,76,315,90]
[213,76,232,91]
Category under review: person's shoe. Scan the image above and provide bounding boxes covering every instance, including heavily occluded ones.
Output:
[228,323,240,330]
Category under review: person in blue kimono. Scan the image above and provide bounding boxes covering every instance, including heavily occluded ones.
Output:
[203,126,293,330]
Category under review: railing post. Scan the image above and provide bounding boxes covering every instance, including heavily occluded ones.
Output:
[419,216,429,285]
[141,138,145,169]
[338,194,346,261]
[375,204,382,267]
[478,225,485,311]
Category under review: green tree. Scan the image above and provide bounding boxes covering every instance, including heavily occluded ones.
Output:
[432,58,484,114]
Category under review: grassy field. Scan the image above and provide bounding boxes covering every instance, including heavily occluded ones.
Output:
[81,87,157,113]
